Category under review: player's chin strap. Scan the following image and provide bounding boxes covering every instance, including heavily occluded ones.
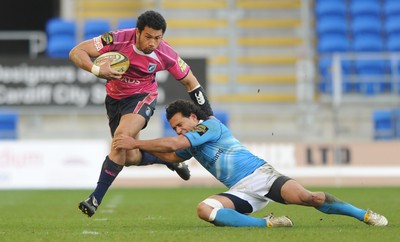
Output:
[188,85,214,116]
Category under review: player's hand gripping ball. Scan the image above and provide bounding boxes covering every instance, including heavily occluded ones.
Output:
[94,52,130,73]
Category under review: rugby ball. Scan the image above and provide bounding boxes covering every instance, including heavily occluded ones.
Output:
[94,52,130,73]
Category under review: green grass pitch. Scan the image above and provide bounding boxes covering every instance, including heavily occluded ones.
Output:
[0,187,398,242]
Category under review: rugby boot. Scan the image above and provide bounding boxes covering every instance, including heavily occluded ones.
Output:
[78,195,98,217]
[167,162,191,181]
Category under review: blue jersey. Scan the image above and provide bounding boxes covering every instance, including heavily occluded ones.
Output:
[176,118,266,188]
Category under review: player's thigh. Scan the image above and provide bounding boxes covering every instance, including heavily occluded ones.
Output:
[114,113,146,137]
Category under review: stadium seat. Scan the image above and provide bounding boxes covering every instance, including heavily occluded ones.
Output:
[0,112,18,140]
[318,57,352,77]
[315,0,347,19]
[349,0,381,18]
[354,60,386,95]
[385,17,400,52]
[383,0,400,18]
[351,15,382,35]
[386,34,400,51]
[394,109,400,139]
[318,57,353,94]
[117,18,137,29]
[352,33,384,52]
[319,79,352,94]
[318,33,349,53]
[45,18,76,58]
[316,15,348,37]
[83,19,111,40]
[373,110,395,140]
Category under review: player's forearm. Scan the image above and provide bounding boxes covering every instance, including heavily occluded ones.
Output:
[135,138,182,153]
[69,47,94,72]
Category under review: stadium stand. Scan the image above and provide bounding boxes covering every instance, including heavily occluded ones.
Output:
[315,0,400,96]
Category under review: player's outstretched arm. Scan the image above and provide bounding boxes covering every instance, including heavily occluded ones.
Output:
[113,134,191,153]
[180,70,214,116]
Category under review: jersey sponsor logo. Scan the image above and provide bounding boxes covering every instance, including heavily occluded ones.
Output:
[148,63,157,73]
[120,77,141,84]
[101,32,114,45]
[210,149,223,164]
[193,124,208,136]
[178,57,188,73]
[93,36,104,51]
[195,91,205,105]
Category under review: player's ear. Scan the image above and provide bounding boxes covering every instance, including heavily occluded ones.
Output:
[190,113,198,121]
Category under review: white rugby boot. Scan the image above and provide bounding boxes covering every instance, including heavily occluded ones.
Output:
[265,213,294,228]
[363,209,388,226]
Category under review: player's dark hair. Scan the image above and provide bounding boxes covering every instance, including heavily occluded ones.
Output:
[166,99,209,121]
[136,10,167,33]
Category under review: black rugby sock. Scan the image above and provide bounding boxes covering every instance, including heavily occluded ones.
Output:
[91,156,123,205]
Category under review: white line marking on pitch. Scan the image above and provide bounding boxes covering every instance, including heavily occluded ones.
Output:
[82,230,99,235]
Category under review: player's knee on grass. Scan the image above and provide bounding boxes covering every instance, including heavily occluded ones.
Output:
[197,198,224,222]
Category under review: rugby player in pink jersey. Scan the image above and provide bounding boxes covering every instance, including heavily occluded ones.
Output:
[69,10,214,217]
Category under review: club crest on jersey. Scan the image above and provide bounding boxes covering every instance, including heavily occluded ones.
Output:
[193,124,208,136]
[148,63,157,73]
[101,32,114,45]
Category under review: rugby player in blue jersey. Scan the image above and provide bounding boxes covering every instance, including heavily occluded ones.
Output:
[113,99,388,227]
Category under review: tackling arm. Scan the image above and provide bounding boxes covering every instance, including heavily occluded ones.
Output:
[113,134,191,162]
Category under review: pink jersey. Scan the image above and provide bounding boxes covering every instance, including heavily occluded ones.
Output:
[93,28,190,100]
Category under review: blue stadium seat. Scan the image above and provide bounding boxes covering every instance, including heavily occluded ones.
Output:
[45,18,76,58]
[318,57,353,94]
[83,19,111,40]
[384,16,400,58]
[316,15,348,37]
[387,34,400,51]
[315,0,347,19]
[354,60,386,95]
[318,57,352,77]
[352,33,384,52]
[117,18,137,29]
[351,15,382,35]
[319,79,352,94]
[349,0,381,18]
[318,33,350,53]
[373,110,395,140]
[0,112,18,139]
[394,109,400,139]
[383,0,400,18]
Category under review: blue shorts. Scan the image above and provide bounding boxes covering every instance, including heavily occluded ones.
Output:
[105,93,157,137]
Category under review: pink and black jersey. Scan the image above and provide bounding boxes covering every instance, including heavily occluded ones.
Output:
[93,28,190,100]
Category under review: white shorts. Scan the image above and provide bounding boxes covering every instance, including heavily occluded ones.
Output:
[223,163,287,213]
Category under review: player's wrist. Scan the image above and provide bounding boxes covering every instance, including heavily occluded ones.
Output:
[91,64,100,76]
[189,85,214,116]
